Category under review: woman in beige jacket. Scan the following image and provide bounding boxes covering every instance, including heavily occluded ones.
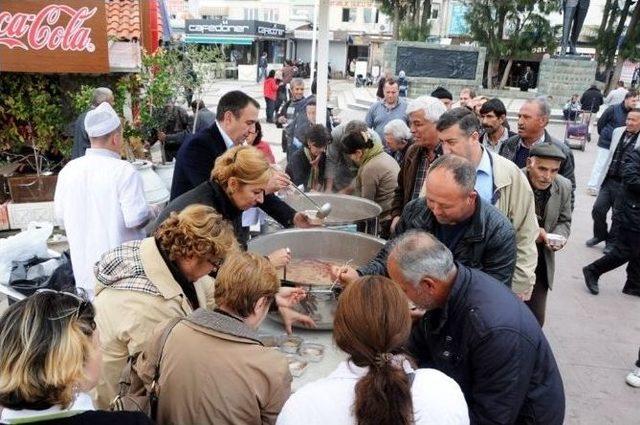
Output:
[342,128,400,237]
[93,204,238,408]
[134,252,292,425]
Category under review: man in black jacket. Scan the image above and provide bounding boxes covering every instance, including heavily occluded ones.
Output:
[335,154,517,287]
[170,91,260,200]
[499,97,576,206]
[388,231,565,425]
[584,140,640,297]
[580,83,604,113]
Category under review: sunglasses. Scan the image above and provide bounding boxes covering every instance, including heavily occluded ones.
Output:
[35,288,89,321]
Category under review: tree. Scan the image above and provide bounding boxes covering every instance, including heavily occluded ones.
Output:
[377,0,431,41]
[464,0,559,88]
[592,0,637,92]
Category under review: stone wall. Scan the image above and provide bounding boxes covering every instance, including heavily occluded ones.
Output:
[537,57,597,106]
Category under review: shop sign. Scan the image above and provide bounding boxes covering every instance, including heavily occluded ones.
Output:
[186,19,286,39]
[0,0,108,74]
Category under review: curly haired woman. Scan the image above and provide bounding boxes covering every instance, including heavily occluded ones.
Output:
[92,204,237,408]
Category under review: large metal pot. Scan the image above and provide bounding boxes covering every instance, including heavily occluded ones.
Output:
[248,229,385,329]
[283,193,382,235]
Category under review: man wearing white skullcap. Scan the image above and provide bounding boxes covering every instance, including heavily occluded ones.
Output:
[54,102,151,298]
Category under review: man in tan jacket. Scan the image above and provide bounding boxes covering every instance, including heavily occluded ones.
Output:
[435,108,538,299]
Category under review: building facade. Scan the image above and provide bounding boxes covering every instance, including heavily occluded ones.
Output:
[166,0,392,78]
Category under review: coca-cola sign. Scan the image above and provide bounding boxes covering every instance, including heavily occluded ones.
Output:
[0,0,108,74]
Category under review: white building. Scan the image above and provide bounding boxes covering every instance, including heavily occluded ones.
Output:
[166,0,393,77]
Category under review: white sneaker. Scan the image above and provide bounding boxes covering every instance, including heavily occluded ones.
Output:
[586,187,598,197]
[626,367,640,387]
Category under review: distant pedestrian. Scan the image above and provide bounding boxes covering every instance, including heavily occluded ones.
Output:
[587,89,638,194]
[365,78,408,144]
[257,52,268,82]
[376,70,393,100]
[264,70,279,123]
[604,80,628,107]
[562,94,581,121]
[519,66,535,92]
[579,83,604,113]
[397,70,409,97]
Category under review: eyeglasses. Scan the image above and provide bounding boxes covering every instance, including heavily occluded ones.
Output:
[35,288,88,321]
[207,257,225,278]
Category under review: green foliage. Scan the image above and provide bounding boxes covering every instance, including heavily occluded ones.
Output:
[71,85,95,115]
[464,0,559,60]
[399,21,432,42]
[0,73,73,162]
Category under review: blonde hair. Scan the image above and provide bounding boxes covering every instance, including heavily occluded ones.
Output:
[154,204,238,263]
[210,145,272,188]
[0,291,96,410]
[214,252,280,318]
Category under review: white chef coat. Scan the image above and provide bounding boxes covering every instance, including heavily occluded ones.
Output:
[277,360,469,425]
[54,149,150,297]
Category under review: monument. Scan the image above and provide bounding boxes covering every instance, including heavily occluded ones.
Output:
[561,0,590,56]
[383,42,486,97]
[538,0,596,106]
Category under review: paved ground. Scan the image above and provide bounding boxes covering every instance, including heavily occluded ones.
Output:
[2,79,638,423]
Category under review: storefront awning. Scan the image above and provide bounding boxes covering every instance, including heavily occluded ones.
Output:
[185,35,254,45]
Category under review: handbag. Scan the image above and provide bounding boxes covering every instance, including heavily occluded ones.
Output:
[110,317,184,419]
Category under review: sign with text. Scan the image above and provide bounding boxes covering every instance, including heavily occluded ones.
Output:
[0,0,109,74]
[186,19,286,39]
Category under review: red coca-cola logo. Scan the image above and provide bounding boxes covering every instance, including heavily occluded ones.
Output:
[0,4,97,52]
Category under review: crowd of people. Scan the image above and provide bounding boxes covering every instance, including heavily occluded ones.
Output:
[1,68,639,424]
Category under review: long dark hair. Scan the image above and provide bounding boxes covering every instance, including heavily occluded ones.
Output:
[333,276,414,425]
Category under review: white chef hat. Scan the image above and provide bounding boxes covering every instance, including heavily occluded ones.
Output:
[84,102,121,138]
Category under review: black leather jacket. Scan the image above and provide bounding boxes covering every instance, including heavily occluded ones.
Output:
[358,197,517,287]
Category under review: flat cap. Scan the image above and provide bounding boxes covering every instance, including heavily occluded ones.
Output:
[530,143,566,161]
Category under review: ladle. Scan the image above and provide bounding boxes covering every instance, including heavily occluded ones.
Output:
[289,184,332,219]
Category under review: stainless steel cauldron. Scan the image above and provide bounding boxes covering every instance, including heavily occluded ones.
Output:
[248,229,385,330]
[283,193,382,235]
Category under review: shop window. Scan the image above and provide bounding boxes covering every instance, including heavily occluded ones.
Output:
[342,8,355,23]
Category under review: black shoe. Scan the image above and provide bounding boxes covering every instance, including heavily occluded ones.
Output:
[622,287,640,297]
[583,266,600,295]
[586,237,604,247]
[603,244,614,255]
